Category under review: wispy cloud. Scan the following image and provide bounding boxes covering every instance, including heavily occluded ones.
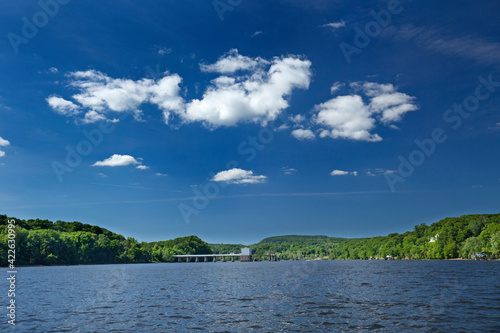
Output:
[330,170,357,176]
[384,24,500,66]
[90,182,186,193]
[157,47,172,55]
[2,190,399,209]
[321,20,346,31]
[155,173,168,177]
[366,168,396,176]
[282,167,298,175]
[330,82,344,94]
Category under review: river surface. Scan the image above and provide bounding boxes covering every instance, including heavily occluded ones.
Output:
[6,260,500,332]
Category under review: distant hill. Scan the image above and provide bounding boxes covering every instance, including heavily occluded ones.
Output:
[209,243,246,254]
[258,235,348,245]
[209,214,500,260]
[210,235,350,258]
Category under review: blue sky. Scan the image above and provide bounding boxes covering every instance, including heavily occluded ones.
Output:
[1,0,499,244]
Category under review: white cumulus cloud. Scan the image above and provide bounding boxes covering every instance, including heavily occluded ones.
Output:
[0,137,10,147]
[92,154,145,168]
[186,50,312,127]
[211,168,267,184]
[47,70,184,124]
[0,136,10,158]
[315,95,381,142]
[310,81,418,142]
[47,50,311,128]
[353,82,417,123]
[291,129,315,140]
[46,96,80,116]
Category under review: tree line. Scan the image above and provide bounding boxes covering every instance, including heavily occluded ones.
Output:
[0,214,212,266]
[329,214,500,260]
[212,214,500,260]
[1,213,499,266]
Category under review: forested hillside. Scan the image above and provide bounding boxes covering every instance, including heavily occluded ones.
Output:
[210,235,348,259]
[211,214,500,260]
[1,213,499,266]
[330,214,500,260]
[0,214,212,266]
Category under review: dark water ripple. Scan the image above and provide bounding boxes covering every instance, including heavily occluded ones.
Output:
[3,260,500,332]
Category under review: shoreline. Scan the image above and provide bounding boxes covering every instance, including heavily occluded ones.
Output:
[3,258,499,268]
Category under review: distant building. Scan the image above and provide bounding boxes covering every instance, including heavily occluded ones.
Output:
[429,233,440,243]
[241,248,252,255]
[240,247,252,262]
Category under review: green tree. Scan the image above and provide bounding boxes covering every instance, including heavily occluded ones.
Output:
[460,237,483,258]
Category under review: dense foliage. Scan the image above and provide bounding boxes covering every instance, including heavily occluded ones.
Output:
[1,213,499,266]
[329,214,500,260]
[0,214,212,266]
[209,243,246,254]
[211,235,348,259]
[253,235,348,259]
[211,214,500,260]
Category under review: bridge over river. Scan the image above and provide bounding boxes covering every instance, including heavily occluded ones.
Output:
[172,248,277,262]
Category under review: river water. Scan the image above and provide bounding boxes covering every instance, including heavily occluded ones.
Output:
[7,260,500,332]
